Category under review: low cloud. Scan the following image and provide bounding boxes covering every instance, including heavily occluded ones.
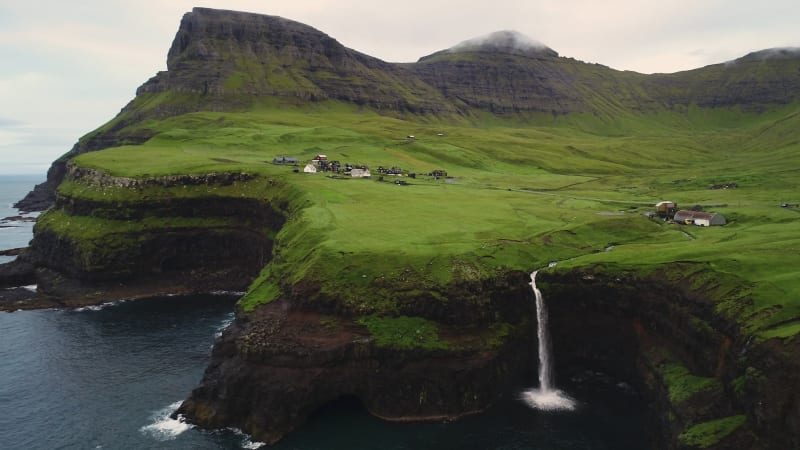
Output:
[726,47,800,66]
[449,30,551,53]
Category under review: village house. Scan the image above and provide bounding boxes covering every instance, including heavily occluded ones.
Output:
[303,163,317,173]
[377,166,404,176]
[655,201,677,218]
[351,168,371,178]
[272,156,299,165]
[673,210,726,226]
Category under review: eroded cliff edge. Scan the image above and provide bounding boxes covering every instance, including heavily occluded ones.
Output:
[1,165,292,309]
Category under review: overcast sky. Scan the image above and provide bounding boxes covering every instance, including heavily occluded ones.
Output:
[1,0,798,175]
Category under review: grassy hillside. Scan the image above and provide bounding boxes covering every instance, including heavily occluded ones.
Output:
[62,99,800,337]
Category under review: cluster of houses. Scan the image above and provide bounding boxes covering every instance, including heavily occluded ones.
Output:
[273,154,448,182]
[654,201,726,226]
[271,154,371,178]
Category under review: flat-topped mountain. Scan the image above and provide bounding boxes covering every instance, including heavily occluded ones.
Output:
[141,8,449,113]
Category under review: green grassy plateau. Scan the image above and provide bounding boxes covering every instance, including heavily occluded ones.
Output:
[57,99,800,339]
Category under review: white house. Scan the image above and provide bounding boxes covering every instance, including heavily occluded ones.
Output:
[303,164,317,173]
[351,168,371,178]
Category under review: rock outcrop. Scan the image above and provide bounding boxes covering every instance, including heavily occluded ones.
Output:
[178,271,538,444]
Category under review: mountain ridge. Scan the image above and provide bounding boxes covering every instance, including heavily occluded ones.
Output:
[15,7,800,211]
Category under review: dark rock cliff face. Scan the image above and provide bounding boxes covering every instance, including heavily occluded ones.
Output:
[542,269,799,450]
[408,51,589,115]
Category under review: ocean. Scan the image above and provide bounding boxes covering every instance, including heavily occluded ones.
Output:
[0,175,648,449]
[0,175,42,264]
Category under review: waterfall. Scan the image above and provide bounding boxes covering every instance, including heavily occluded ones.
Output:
[521,270,576,411]
[531,270,553,391]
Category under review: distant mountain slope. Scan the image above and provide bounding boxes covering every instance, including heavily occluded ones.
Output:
[408,43,650,116]
[409,37,800,115]
[644,49,800,111]
[15,7,800,210]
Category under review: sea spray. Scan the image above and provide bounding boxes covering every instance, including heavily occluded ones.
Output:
[521,270,576,411]
[72,299,128,312]
[214,311,235,339]
[140,401,192,440]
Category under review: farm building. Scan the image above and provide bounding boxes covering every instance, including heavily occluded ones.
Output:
[655,201,677,217]
[273,156,299,165]
[673,210,726,226]
[351,168,371,178]
[303,164,317,173]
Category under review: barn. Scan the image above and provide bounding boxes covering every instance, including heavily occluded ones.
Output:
[673,210,726,226]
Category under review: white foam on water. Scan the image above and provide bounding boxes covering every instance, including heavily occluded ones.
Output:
[241,437,266,449]
[229,427,266,449]
[210,290,247,297]
[214,312,235,339]
[140,401,192,441]
[73,305,105,312]
[22,284,37,292]
[73,300,126,312]
[242,439,267,450]
[520,388,577,411]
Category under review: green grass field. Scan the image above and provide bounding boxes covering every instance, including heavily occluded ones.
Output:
[62,99,800,337]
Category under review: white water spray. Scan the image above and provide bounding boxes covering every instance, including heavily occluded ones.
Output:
[521,270,576,411]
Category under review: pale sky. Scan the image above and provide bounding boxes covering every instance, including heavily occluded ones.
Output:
[1,0,798,175]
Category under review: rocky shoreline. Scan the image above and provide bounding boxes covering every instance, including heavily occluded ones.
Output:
[0,255,247,312]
